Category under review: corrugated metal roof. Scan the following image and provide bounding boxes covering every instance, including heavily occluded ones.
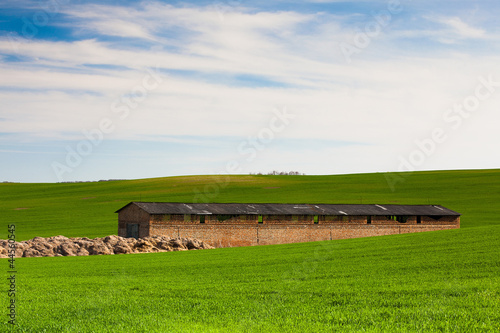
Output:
[116,202,460,216]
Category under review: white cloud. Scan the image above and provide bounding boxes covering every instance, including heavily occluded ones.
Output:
[2,2,500,180]
[438,16,485,39]
[420,16,487,44]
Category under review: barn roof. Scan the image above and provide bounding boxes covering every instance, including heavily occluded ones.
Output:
[116,202,460,216]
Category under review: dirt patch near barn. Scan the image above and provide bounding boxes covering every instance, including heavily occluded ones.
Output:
[0,235,213,258]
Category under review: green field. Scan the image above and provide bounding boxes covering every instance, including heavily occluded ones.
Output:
[1,169,500,240]
[2,169,500,332]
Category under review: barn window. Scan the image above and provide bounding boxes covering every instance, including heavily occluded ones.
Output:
[184,214,191,222]
[388,215,409,223]
[398,216,409,223]
[217,215,238,222]
[258,215,263,224]
[200,216,205,224]
[314,215,319,224]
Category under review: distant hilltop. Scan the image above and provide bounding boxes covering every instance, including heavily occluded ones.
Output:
[57,179,126,183]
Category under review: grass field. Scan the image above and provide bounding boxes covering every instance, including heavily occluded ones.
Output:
[1,169,500,240]
[4,225,500,332]
[1,169,500,332]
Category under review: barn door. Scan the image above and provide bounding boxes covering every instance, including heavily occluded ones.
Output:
[126,224,139,239]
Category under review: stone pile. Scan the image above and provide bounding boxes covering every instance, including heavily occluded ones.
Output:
[0,235,213,258]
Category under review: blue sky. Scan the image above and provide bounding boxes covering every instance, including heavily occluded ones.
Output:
[1,0,500,182]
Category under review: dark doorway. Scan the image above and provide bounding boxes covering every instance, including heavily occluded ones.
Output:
[417,216,421,224]
[367,216,372,224]
[126,224,139,239]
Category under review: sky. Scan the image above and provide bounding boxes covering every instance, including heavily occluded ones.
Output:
[1,0,500,183]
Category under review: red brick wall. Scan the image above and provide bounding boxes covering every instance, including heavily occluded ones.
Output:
[118,206,460,246]
[149,218,460,248]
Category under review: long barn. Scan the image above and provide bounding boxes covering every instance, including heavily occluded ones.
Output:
[116,202,460,247]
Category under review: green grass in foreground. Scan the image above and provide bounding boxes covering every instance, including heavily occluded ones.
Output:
[1,169,499,331]
[1,169,500,240]
[3,225,499,332]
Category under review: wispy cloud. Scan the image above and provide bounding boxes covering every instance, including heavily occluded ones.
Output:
[421,15,487,44]
[1,1,500,181]
[437,16,485,39]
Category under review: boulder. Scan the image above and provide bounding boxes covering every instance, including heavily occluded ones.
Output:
[30,240,55,257]
[88,241,113,255]
[102,235,122,247]
[57,243,80,256]
[186,239,201,250]
[113,244,133,254]
[170,238,187,250]
[76,247,89,256]
[134,240,158,253]
[23,248,41,257]
[48,235,69,243]
[0,235,212,257]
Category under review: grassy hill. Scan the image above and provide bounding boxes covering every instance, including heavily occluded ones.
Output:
[1,169,499,331]
[1,169,500,240]
[6,224,500,332]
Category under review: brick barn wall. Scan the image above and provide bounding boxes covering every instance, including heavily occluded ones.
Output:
[258,225,331,245]
[148,215,460,248]
[118,207,460,246]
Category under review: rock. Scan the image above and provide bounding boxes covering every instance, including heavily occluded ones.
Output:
[76,247,89,256]
[134,240,158,253]
[155,240,173,251]
[0,235,212,257]
[103,235,122,247]
[113,244,132,254]
[74,240,93,250]
[186,239,201,250]
[57,243,80,256]
[88,241,113,255]
[30,240,55,257]
[48,235,69,243]
[23,248,41,257]
[170,238,186,249]
[15,243,27,257]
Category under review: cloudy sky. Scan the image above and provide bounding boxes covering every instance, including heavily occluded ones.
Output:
[1,0,499,182]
